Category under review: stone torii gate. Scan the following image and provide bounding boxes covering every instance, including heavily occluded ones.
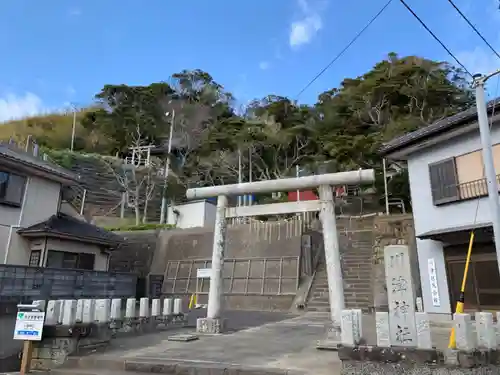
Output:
[186,169,375,343]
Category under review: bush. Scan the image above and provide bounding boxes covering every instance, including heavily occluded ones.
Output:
[104,223,176,232]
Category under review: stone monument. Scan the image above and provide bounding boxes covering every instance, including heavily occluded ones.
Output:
[384,245,417,346]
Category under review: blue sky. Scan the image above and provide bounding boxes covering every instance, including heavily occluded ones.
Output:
[0,0,499,121]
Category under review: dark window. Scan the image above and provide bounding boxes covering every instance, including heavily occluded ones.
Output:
[0,170,26,206]
[429,158,460,205]
[29,250,42,267]
[45,250,95,270]
[78,253,96,270]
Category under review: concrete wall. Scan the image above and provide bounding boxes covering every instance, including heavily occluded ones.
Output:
[405,126,500,314]
[155,222,304,311]
[151,222,302,266]
[106,221,305,311]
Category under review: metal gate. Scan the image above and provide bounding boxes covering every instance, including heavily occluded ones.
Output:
[163,256,300,298]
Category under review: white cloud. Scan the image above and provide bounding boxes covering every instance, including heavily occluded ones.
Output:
[69,7,82,16]
[289,0,324,48]
[457,47,499,76]
[0,93,45,122]
[66,85,76,97]
[259,61,271,70]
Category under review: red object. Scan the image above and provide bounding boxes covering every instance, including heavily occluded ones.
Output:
[288,190,318,201]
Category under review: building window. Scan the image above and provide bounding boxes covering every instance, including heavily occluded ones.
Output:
[29,250,42,267]
[45,250,95,270]
[429,158,460,205]
[0,170,26,207]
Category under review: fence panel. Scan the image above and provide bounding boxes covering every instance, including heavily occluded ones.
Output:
[162,256,300,297]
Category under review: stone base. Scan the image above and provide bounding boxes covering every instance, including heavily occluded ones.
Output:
[339,346,500,375]
[317,324,342,350]
[196,317,226,334]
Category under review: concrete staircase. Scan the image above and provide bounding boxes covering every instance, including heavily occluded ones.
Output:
[306,263,330,312]
[306,216,375,313]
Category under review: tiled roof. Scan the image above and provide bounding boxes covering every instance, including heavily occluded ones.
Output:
[0,144,78,182]
[17,213,123,247]
[379,98,500,155]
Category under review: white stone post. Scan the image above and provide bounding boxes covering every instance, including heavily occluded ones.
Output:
[476,312,496,349]
[198,195,228,334]
[163,298,173,317]
[45,300,62,326]
[375,312,391,347]
[151,299,161,317]
[95,299,111,324]
[110,298,122,332]
[318,184,344,344]
[76,300,85,323]
[455,313,476,351]
[139,297,150,319]
[82,299,96,324]
[62,300,77,326]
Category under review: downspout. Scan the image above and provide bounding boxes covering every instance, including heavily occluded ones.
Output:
[3,177,31,264]
[40,237,48,267]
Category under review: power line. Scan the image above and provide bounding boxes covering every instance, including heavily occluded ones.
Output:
[295,0,394,99]
[445,0,500,61]
[398,0,473,78]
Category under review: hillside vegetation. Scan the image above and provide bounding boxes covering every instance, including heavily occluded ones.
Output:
[0,54,475,211]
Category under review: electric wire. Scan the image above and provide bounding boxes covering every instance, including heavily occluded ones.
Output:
[398,0,473,78]
[295,0,394,99]
[445,0,500,61]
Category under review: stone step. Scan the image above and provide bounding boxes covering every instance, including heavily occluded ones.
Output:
[306,306,330,312]
[308,300,330,306]
[49,369,131,375]
[53,356,294,375]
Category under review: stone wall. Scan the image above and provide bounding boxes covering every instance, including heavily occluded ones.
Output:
[109,230,158,277]
[371,214,419,311]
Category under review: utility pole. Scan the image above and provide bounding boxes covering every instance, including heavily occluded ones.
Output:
[160,109,175,224]
[70,104,77,151]
[383,158,390,215]
[238,148,242,207]
[474,69,500,274]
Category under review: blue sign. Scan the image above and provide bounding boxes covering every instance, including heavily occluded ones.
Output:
[16,330,39,336]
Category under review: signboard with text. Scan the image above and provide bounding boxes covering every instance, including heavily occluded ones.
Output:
[13,311,45,341]
[197,268,212,279]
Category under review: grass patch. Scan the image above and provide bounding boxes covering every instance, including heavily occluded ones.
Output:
[105,223,176,232]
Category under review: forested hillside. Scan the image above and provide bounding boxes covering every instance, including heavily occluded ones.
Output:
[0,53,475,209]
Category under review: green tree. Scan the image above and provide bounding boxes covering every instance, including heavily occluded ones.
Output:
[81,83,174,153]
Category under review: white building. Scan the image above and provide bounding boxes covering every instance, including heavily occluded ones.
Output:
[0,144,122,271]
[380,100,500,316]
[167,200,217,228]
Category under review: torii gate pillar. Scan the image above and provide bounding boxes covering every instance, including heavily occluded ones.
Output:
[186,169,375,338]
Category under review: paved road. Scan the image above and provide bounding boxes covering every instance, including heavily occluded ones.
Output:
[63,311,337,375]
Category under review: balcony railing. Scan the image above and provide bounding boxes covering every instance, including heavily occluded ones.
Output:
[432,175,500,205]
